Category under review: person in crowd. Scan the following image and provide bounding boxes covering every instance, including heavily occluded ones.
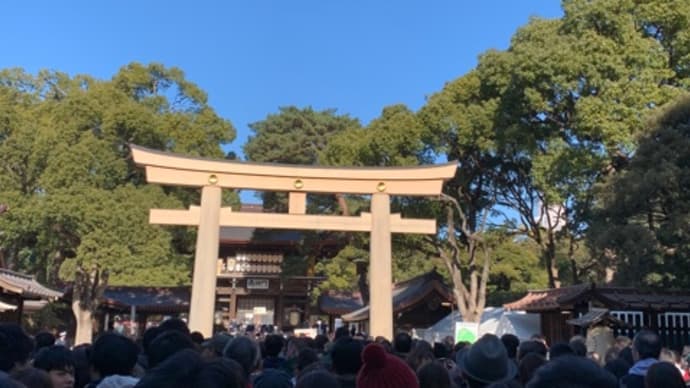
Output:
[518,353,546,387]
[393,332,413,358]
[134,349,203,388]
[417,361,452,388]
[33,345,75,388]
[619,346,635,366]
[615,336,632,350]
[660,348,685,376]
[433,342,452,360]
[357,343,419,388]
[157,318,190,336]
[33,332,56,354]
[71,344,92,388]
[295,368,340,388]
[262,334,287,371]
[456,334,517,388]
[201,333,233,361]
[295,348,319,378]
[526,355,617,388]
[253,368,292,388]
[189,331,204,345]
[406,340,434,372]
[10,367,52,388]
[568,336,587,358]
[499,334,519,365]
[330,337,363,388]
[604,357,631,381]
[644,361,686,388]
[222,336,262,381]
[87,333,140,388]
[0,323,34,374]
[195,357,247,388]
[620,330,662,388]
[517,340,547,362]
[548,342,574,359]
[147,330,196,369]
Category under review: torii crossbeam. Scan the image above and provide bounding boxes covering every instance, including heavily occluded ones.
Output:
[131,144,456,339]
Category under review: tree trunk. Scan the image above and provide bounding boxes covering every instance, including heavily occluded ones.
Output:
[72,299,94,345]
[544,239,560,288]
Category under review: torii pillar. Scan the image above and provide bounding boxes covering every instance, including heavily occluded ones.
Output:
[131,144,456,339]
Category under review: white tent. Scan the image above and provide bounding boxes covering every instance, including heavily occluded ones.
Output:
[415,307,540,343]
[0,300,17,312]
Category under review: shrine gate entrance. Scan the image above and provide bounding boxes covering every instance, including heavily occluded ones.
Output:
[131,144,455,339]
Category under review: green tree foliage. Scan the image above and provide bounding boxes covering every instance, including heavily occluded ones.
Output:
[589,95,690,288]
[0,63,235,343]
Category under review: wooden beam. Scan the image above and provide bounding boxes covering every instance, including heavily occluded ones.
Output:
[149,209,436,234]
[289,192,306,214]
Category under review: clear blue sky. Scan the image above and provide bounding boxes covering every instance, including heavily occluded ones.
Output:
[1,1,562,160]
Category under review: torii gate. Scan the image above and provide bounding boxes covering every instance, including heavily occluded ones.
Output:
[131,144,456,339]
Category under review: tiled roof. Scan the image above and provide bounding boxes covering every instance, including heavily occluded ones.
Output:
[341,270,453,322]
[101,286,190,313]
[504,284,690,312]
[318,291,363,315]
[0,268,63,299]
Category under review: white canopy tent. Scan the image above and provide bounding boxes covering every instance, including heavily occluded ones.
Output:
[415,307,541,343]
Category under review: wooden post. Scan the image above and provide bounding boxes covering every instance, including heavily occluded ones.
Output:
[188,185,222,337]
[370,193,393,340]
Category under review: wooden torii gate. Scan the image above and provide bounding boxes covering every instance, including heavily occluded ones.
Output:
[131,144,456,339]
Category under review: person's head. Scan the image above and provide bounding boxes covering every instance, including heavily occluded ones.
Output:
[33,345,75,388]
[604,358,631,380]
[393,332,412,354]
[568,337,587,357]
[417,361,452,388]
[10,367,52,388]
[357,343,419,388]
[644,361,685,388]
[313,334,329,354]
[499,334,519,359]
[618,346,634,365]
[517,340,547,362]
[195,358,247,388]
[202,333,233,360]
[142,326,163,357]
[296,347,319,373]
[548,342,574,359]
[0,323,34,372]
[334,326,350,341]
[526,355,617,388]
[331,337,364,376]
[135,349,203,388]
[406,340,434,372]
[222,336,261,379]
[632,330,662,361]
[518,353,546,387]
[433,342,451,359]
[90,333,139,379]
[659,347,680,364]
[615,336,631,350]
[253,369,293,388]
[263,334,285,358]
[148,330,196,368]
[457,334,517,388]
[190,331,205,345]
[34,332,56,352]
[296,368,340,388]
[71,344,92,388]
[158,318,190,336]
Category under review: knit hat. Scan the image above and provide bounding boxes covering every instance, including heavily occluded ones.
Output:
[356,343,419,388]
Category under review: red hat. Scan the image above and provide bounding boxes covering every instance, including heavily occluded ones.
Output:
[356,343,419,388]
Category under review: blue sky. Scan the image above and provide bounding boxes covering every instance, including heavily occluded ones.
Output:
[1,1,563,160]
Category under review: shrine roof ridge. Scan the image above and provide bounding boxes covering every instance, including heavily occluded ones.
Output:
[129,144,458,181]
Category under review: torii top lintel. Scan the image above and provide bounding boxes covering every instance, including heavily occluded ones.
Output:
[130,144,457,196]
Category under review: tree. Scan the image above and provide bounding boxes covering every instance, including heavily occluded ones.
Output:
[589,95,690,288]
[0,63,235,343]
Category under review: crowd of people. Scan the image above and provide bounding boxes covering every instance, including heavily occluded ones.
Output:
[0,320,689,388]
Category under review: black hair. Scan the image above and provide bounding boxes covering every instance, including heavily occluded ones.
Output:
[526,355,617,388]
[253,368,293,388]
[517,340,547,361]
[222,336,261,378]
[158,318,190,336]
[518,352,546,386]
[569,337,587,357]
[196,358,247,388]
[0,323,34,371]
[334,326,350,340]
[10,367,52,388]
[313,334,329,353]
[500,334,519,359]
[295,369,340,388]
[33,345,75,373]
[190,331,205,345]
[296,347,319,372]
[142,326,163,357]
[90,333,139,377]
[644,361,685,388]
[34,332,56,351]
[618,346,634,365]
[72,343,92,388]
[331,337,364,375]
[148,330,196,368]
[549,342,574,359]
[603,358,630,380]
[632,330,662,360]
[263,334,285,357]
[135,349,203,388]
[393,331,412,354]
[417,361,452,388]
[433,342,451,359]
